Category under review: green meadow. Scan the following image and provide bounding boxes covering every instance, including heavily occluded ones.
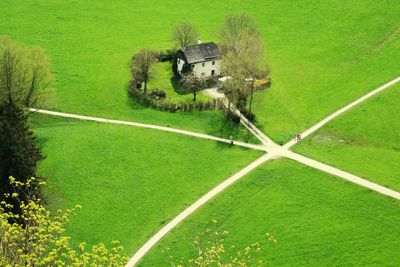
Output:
[2,0,399,264]
[33,115,262,253]
[141,159,400,266]
[294,83,400,191]
[2,0,399,139]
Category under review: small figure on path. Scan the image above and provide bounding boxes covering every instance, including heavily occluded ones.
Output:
[230,135,234,146]
[297,133,302,141]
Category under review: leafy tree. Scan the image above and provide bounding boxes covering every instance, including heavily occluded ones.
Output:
[172,22,198,48]
[131,48,158,93]
[0,176,128,266]
[0,101,43,211]
[0,36,52,108]
[180,73,206,102]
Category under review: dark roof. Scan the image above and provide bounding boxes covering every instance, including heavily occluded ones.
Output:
[179,42,220,64]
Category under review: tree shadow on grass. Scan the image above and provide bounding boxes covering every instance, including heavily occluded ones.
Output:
[170,76,190,95]
[207,114,256,146]
[125,90,147,111]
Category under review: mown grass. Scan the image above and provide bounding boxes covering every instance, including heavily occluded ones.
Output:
[147,61,211,102]
[2,1,399,140]
[33,115,262,253]
[141,159,400,266]
[294,83,400,191]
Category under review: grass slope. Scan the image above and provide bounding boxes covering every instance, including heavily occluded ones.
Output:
[2,1,399,140]
[294,83,400,191]
[141,159,400,266]
[33,115,262,253]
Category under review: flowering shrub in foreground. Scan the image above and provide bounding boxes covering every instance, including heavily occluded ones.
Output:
[165,220,277,266]
[0,176,128,266]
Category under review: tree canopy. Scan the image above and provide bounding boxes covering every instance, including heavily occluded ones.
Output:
[131,48,158,92]
[172,22,198,48]
[0,36,52,108]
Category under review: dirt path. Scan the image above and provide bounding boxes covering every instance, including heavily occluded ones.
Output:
[126,153,274,267]
[30,108,267,152]
[283,76,400,149]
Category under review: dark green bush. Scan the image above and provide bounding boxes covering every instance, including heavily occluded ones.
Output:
[150,89,166,99]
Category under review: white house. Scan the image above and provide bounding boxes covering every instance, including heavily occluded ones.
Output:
[175,40,221,78]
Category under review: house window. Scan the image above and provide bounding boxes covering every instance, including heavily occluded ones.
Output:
[211,70,215,76]
[191,64,195,69]
[201,72,205,77]
[212,61,215,65]
[202,63,205,67]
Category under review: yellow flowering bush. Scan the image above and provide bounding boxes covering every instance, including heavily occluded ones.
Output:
[0,176,128,266]
[166,220,276,266]
[253,78,271,89]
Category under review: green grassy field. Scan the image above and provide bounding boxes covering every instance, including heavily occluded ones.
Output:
[2,1,399,140]
[294,83,400,191]
[33,115,262,253]
[3,1,399,265]
[141,159,400,266]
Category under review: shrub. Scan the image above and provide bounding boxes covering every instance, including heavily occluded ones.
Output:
[128,86,224,113]
[226,110,241,124]
[0,177,128,266]
[158,49,177,62]
[150,89,167,99]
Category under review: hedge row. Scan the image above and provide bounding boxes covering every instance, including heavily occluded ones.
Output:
[129,86,224,112]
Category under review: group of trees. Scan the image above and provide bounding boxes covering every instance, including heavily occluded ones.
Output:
[0,36,51,208]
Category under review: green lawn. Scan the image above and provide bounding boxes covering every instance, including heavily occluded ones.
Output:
[141,159,400,266]
[294,83,400,191]
[33,115,262,253]
[147,61,211,102]
[251,1,400,142]
[2,1,399,141]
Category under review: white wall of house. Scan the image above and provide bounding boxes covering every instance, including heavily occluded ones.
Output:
[177,58,221,78]
[191,59,221,78]
[177,57,184,73]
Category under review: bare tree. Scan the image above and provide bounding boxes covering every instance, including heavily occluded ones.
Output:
[0,36,52,108]
[180,73,206,102]
[219,14,268,116]
[219,13,260,55]
[131,48,158,92]
[172,22,198,48]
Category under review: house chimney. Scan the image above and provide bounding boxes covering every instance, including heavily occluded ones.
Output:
[198,37,202,44]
